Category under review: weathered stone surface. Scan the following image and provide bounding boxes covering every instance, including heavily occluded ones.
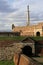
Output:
[0,43,23,60]
[12,22,43,36]
[13,53,42,65]
[0,42,35,60]
[14,54,31,65]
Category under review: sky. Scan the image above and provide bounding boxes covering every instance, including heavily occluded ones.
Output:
[0,0,43,31]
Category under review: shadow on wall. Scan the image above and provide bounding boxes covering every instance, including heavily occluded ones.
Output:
[35,42,42,56]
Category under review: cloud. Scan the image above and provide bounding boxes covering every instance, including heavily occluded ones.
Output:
[0,0,18,13]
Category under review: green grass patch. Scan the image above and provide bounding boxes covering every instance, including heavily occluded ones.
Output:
[0,60,14,65]
[0,36,26,41]
[30,36,43,41]
[0,36,43,41]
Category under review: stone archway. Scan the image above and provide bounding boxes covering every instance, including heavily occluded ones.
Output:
[36,31,40,36]
[21,45,32,57]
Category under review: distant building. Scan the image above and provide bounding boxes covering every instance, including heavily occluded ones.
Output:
[0,32,20,37]
[12,22,43,36]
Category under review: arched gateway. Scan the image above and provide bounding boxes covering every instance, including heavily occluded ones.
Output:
[36,31,40,36]
[21,45,32,57]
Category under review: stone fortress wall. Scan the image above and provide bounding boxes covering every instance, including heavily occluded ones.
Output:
[0,42,35,60]
[12,22,43,36]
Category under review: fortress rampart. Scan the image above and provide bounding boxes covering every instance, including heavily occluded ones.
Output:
[12,22,43,36]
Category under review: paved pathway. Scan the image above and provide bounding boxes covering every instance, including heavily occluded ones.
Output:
[33,57,43,63]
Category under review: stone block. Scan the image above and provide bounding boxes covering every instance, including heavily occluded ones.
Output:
[13,53,41,65]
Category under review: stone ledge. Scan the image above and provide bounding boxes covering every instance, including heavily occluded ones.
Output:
[13,53,42,65]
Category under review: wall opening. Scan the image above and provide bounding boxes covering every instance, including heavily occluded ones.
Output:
[21,45,32,57]
[36,32,40,36]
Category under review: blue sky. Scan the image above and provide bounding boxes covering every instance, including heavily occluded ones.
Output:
[0,0,43,31]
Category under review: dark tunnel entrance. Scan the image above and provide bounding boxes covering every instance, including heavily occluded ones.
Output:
[21,45,32,57]
[36,31,40,36]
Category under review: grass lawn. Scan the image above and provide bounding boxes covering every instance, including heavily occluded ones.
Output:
[30,36,43,41]
[0,60,14,65]
[0,36,43,41]
[0,36,26,41]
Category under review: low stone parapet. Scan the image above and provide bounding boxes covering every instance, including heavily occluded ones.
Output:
[13,53,42,65]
